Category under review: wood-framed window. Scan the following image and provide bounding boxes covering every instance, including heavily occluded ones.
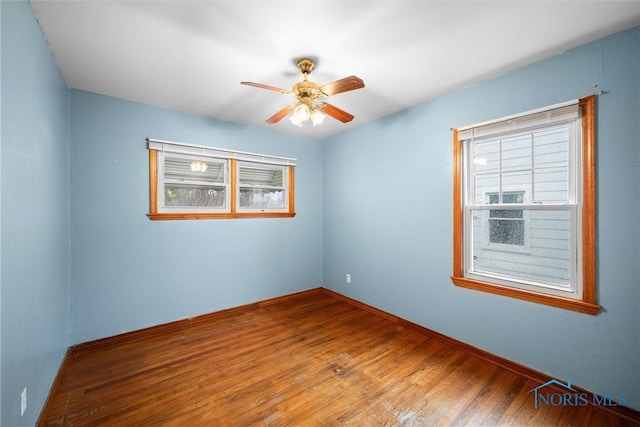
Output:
[452,96,599,315]
[147,139,296,220]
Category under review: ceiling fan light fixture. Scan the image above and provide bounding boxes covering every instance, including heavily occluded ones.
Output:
[293,103,311,121]
[310,109,325,126]
[289,103,325,127]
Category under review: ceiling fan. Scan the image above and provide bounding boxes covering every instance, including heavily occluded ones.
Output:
[241,58,365,126]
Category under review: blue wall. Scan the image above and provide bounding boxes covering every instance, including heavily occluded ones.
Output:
[69,91,324,343]
[2,1,639,421]
[0,0,3,421]
[1,1,71,425]
[323,26,640,410]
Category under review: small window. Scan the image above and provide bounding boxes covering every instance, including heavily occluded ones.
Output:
[488,192,524,246]
[237,162,288,212]
[160,155,229,213]
[147,139,296,220]
[452,96,599,315]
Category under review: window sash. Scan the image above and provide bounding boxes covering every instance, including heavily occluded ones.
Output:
[467,123,577,207]
[464,204,579,298]
[236,162,289,212]
[158,153,230,213]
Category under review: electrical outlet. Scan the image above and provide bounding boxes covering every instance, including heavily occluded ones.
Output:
[21,387,27,416]
[346,273,351,284]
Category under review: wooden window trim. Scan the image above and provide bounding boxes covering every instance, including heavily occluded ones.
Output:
[148,152,296,220]
[451,96,599,315]
[230,158,237,214]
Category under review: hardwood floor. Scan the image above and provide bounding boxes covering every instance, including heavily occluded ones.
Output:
[39,289,639,426]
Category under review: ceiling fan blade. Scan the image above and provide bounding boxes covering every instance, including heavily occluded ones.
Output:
[319,76,364,96]
[241,81,290,95]
[265,105,295,124]
[317,102,355,123]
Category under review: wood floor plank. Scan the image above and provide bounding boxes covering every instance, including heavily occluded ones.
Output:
[39,289,640,426]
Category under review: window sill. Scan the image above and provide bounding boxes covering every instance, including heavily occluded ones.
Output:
[148,212,296,220]
[451,275,601,315]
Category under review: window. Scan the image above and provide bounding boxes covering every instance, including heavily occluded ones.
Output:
[160,155,229,213]
[487,192,525,246]
[452,96,599,315]
[237,162,288,212]
[147,139,296,220]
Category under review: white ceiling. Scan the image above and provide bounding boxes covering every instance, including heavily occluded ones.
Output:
[30,1,640,139]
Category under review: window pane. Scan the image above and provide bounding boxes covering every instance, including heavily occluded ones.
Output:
[533,127,569,167]
[475,173,500,204]
[473,139,500,204]
[237,163,286,210]
[534,167,568,202]
[502,171,531,200]
[164,158,225,183]
[489,218,525,245]
[502,134,531,172]
[533,126,569,203]
[239,166,283,186]
[473,139,501,174]
[472,209,571,287]
[165,184,226,208]
[239,188,285,209]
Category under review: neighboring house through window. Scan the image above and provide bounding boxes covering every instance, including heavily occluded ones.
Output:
[487,191,525,247]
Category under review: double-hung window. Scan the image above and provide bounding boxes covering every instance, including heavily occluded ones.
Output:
[237,162,289,212]
[452,96,598,314]
[147,139,296,220]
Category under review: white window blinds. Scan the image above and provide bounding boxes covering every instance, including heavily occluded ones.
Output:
[147,138,297,167]
[457,101,580,141]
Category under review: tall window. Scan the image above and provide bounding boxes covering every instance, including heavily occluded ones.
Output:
[452,96,598,315]
[147,139,296,220]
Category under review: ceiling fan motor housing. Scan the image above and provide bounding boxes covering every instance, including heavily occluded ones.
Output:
[292,80,323,104]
